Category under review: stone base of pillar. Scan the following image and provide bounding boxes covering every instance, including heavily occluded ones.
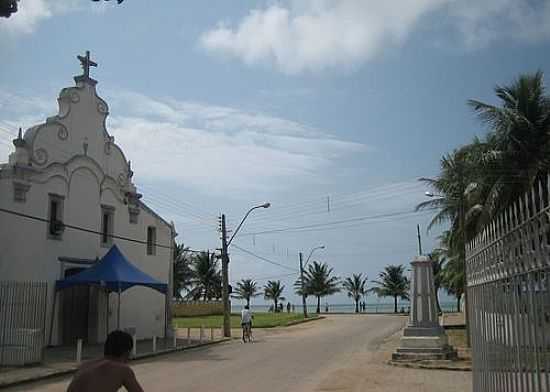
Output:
[392,328,457,361]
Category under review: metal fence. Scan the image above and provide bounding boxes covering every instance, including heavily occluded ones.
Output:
[466,179,550,392]
[0,281,48,367]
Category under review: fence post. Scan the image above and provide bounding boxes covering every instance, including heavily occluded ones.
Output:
[187,327,191,345]
[76,339,82,364]
[210,327,214,341]
[132,334,137,357]
[152,335,156,353]
[173,329,177,348]
[199,325,204,342]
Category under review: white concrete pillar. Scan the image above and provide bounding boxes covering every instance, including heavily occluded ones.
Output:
[76,339,83,364]
[132,335,137,357]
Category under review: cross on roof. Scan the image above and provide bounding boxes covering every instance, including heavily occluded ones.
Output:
[77,50,97,79]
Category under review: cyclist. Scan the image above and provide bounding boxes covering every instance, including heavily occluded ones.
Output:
[241,305,253,342]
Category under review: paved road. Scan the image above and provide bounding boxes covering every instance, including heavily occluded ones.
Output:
[5,315,471,392]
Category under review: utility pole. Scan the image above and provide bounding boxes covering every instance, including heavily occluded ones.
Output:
[417,224,423,255]
[299,252,308,318]
[220,214,231,338]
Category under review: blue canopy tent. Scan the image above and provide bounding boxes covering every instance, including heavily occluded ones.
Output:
[53,245,168,342]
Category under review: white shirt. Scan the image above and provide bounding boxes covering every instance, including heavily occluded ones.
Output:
[241,308,252,323]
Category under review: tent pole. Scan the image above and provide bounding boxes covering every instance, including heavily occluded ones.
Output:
[117,287,121,330]
[48,290,58,346]
[105,289,109,337]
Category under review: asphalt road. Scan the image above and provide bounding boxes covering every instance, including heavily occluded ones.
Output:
[5,315,471,392]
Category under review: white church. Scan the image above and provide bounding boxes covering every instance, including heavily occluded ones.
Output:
[0,52,176,347]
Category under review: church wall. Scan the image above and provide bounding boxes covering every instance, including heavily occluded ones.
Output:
[0,61,175,346]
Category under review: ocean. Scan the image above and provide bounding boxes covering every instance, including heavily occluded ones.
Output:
[232,301,458,314]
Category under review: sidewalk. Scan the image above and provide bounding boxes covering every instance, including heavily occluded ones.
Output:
[306,327,472,392]
[0,328,227,388]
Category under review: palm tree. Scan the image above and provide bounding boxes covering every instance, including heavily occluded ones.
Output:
[173,243,193,299]
[342,273,368,313]
[302,261,340,314]
[468,71,550,219]
[187,251,221,301]
[427,247,447,313]
[264,280,285,312]
[372,265,409,313]
[234,279,260,307]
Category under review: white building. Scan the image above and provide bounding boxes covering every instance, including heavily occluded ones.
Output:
[0,52,176,346]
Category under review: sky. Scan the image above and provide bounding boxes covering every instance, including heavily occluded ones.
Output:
[1,0,550,306]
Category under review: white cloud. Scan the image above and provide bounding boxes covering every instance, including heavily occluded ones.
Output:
[448,0,550,48]
[105,91,366,195]
[200,0,550,74]
[0,0,91,36]
[0,88,367,196]
[0,0,52,34]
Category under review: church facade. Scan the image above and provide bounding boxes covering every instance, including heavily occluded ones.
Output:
[0,52,176,345]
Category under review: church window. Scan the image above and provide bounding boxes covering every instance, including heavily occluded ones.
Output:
[101,206,115,247]
[147,226,156,255]
[47,194,64,240]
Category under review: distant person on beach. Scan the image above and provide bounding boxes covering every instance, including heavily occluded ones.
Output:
[292,304,295,312]
[325,302,329,313]
[67,330,144,392]
[287,302,291,313]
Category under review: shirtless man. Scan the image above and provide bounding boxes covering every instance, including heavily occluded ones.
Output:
[67,330,144,392]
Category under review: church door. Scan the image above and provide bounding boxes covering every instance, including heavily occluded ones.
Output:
[62,268,90,345]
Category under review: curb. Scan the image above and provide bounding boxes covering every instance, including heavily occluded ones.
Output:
[286,316,324,326]
[0,338,230,390]
[387,359,472,372]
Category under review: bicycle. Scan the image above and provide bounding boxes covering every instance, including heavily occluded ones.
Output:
[242,322,253,343]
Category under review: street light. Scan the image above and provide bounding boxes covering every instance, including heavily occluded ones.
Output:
[220,202,271,337]
[424,191,470,347]
[299,245,325,318]
[227,203,270,246]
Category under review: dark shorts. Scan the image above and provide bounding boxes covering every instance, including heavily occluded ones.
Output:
[241,321,252,327]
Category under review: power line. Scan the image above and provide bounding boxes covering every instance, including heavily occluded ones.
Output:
[231,244,298,272]
[0,206,211,253]
[239,208,439,237]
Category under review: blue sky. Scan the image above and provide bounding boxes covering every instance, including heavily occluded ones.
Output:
[1,0,550,305]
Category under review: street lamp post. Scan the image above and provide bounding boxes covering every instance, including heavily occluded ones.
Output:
[425,191,470,347]
[299,245,325,318]
[220,203,270,338]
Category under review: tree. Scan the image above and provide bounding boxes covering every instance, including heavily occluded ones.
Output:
[427,247,447,313]
[342,273,368,313]
[264,280,285,312]
[468,71,550,219]
[234,279,260,307]
[187,251,221,301]
[173,243,193,299]
[301,261,340,314]
[372,265,409,313]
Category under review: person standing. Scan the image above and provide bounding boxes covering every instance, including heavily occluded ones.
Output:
[286,302,291,313]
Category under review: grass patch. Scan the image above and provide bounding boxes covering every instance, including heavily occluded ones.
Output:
[173,312,306,329]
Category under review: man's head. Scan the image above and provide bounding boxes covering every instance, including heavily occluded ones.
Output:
[244,305,249,310]
[104,330,133,361]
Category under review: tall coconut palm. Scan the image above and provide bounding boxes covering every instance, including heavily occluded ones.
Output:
[187,251,221,301]
[342,273,368,313]
[264,280,285,312]
[372,265,409,313]
[302,261,340,314]
[468,71,550,219]
[428,244,448,314]
[234,279,260,307]
[173,242,193,299]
